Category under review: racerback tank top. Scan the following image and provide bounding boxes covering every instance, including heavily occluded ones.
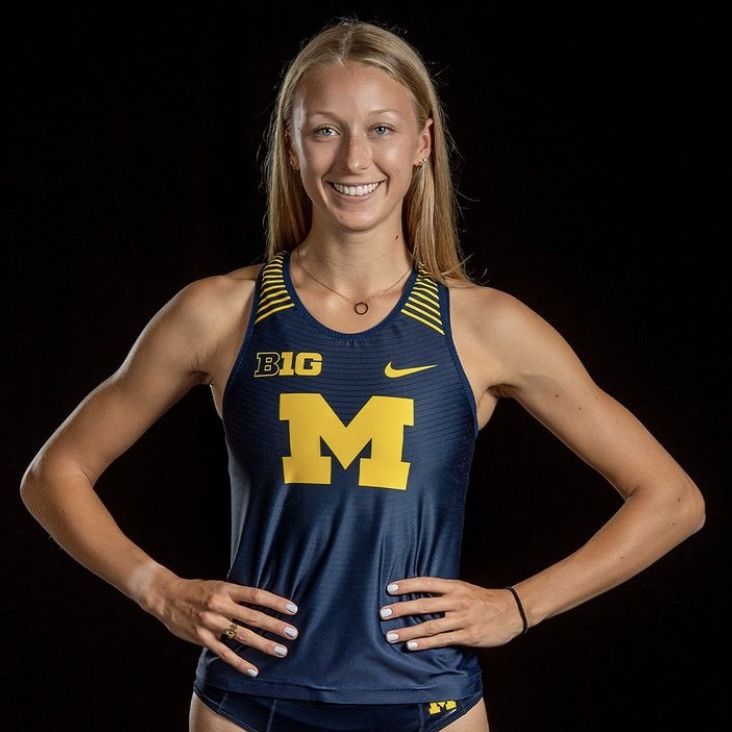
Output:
[194,248,484,703]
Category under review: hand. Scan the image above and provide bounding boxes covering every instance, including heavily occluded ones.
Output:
[378,577,526,651]
[150,577,300,677]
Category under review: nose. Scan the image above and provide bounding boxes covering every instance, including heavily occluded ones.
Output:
[341,132,371,172]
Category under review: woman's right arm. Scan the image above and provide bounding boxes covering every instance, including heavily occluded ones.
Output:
[19,275,299,677]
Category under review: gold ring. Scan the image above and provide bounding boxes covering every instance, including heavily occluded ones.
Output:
[223,621,239,639]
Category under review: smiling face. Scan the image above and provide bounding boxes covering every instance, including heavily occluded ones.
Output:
[287,61,432,235]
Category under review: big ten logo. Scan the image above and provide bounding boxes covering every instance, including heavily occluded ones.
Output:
[254,351,322,377]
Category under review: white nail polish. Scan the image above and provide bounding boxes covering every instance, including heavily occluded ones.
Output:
[287,603,298,613]
[285,626,298,638]
[387,583,399,593]
[274,644,288,656]
[407,640,418,650]
[380,607,393,618]
[247,668,259,677]
[386,632,399,642]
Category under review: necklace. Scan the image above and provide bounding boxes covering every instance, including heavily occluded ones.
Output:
[294,247,414,315]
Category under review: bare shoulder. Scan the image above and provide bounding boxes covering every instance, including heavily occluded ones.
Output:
[175,262,265,382]
[444,275,510,313]
[177,262,263,326]
[445,275,540,334]
[444,275,567,397]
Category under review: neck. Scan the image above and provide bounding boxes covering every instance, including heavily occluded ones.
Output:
[293,232,414,296]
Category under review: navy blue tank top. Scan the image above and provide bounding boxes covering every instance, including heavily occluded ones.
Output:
[194,248,483,703]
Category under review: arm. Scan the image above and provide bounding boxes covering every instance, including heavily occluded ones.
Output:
[485,290,706,628]
[20,277,220,615]
[377,287,705,650]
[21,272,301,677]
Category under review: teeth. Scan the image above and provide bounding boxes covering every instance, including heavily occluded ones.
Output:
[332,181,381,196]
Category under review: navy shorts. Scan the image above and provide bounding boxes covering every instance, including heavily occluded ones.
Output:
[192,680,484,732]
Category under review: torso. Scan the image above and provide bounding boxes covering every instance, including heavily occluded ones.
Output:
[200,262,503,433]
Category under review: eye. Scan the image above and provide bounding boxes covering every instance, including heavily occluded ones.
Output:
[313,126,336,137]
[312,125,394,138]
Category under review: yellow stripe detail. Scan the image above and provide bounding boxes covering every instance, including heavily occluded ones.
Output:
[254,251,294,324]
[402,310,445,335]
[401,272,444,334]
[415,277,438,292]
[410,291,441,317]
[403,301,443,328]
[260,284,286,296]
[254,302,295,324]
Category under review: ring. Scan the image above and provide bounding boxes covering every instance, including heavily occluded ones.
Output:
[223,621,239,640]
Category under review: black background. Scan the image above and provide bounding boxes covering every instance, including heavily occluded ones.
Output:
[3,4,725,731]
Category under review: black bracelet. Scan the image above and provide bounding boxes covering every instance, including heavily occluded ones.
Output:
[504,585,529,635]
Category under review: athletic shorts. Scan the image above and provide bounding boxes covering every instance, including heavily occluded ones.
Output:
[192,680,484,732]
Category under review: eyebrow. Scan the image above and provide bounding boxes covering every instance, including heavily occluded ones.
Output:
[307,108,403,118]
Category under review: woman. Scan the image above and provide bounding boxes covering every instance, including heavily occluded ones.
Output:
[20,18,705,732]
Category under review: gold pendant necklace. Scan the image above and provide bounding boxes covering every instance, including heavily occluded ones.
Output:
[294,247,414,315]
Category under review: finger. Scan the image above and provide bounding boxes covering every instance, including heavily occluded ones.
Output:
[225,599,299,641]
[384,615,463,645]
[379,595,453,620]
[218,619,292,659]
[227,583,299,617]
[386,577,458,596]
[205,631,261,677]
[402,628,467,651]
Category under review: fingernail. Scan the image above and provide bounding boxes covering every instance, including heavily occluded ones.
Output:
[386,632,399,643]
[274,644,288,656]
[387,583,399,593]
[285,626,298,639]
[380,607,393,618]
[407,640,418,650]
[247,668,259,677]
[287,603,298,614]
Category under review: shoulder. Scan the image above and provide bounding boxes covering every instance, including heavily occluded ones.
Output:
[178,262,265,316]
[444,276,573,397]
[443,275,531,339]
[168,262,266,375]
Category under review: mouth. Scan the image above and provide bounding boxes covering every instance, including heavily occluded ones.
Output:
[328,180,384,198]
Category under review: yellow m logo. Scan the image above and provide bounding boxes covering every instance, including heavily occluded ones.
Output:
[280,393,413,490]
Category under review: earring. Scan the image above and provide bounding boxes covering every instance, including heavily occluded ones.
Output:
[414,156,428,169]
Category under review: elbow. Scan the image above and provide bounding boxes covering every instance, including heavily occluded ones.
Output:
[19,461,48,516]
[633,477,706,536]
[678,481,706,535]
[19,465,40,512]
[687,491,706,533]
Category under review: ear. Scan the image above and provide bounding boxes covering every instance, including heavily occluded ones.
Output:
[417,117,433,162]
[284,130,299,171]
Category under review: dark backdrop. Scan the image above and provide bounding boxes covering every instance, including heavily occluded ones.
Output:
[3,4,725,731]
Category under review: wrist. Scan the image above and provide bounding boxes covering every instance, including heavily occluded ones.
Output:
[131,560,181,618]
[510,578,548,629]
[504,586,529,635]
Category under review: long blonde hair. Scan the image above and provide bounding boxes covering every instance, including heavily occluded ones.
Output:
[262,17,479,287]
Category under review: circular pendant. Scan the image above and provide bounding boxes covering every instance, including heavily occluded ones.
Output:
[354,301,369,315]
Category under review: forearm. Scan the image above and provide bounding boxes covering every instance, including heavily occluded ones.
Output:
[20,463,180,616]
[512,482,705,628]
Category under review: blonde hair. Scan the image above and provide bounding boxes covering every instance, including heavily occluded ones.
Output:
[262,16,479,287]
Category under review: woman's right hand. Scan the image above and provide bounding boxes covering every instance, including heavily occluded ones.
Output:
[150,577,300,677]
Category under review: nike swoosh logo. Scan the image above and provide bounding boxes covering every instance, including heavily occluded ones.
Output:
[384,362,437,378]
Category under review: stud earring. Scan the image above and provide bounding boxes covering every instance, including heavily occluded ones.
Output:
[414,157,428,169]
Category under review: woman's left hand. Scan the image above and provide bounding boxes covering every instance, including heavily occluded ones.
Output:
[378,577,526,650]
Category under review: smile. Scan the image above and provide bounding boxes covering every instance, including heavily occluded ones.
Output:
[328,181,383,197]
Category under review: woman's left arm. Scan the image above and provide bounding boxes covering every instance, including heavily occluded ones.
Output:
[486,289,706,629]
[379,289,705,646]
